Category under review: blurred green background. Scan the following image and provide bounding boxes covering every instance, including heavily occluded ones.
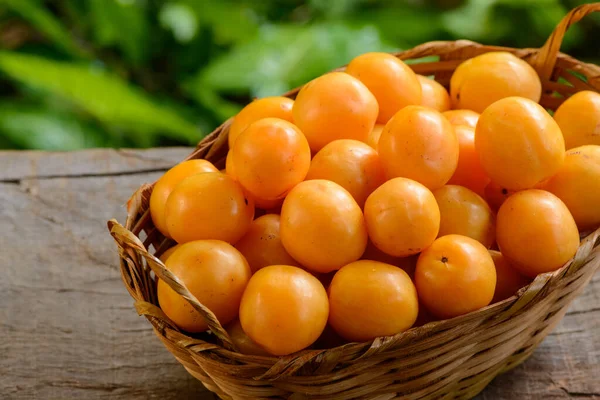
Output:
[0,0,598,150]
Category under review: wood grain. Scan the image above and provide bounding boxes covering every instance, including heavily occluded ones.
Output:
[0,149,597,399]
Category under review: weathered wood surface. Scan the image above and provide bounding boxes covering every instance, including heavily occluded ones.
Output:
[1,149,598,400]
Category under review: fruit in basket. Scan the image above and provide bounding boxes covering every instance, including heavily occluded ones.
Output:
[553,91,600,149]
[280,180,367,273]
[306,139,386,208]
[234,214,300,273]
[150,160,219,237]
[225,151,236,180]
[442,109,479,128]
[484,181,516,212]
[228,96,294,147]
[450,52,542,113]
[346,52,422,123]
[159,244,181,263]
[165,173,254,244]
[417,75,451,112]
[475,97,565,190]
[366,124,384,150]
[378,106,459,189]
[496,190,579,278]
[489,250,531,303]
[293,72,378,152]
[239,265,328,355]
[447,125,490,196]
[157,240,251,333]
[415,235,496,319]
[328,260,419,341]
[361,240,418,275]
[540,145,600,231]
[144,44,600,357]
[230,118,311,201]
[433,185,495,248]
[364,177,440,257]
[226,154,283,210]
[226,319,270,356]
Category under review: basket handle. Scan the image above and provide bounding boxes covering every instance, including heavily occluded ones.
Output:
[107,219,237,351]
[532,2,600,80]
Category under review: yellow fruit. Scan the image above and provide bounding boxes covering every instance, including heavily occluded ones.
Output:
[450,52,542,113]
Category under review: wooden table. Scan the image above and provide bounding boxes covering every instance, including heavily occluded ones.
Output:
[1,149,598,400]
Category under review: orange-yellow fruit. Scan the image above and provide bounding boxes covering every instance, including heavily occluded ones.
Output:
[496,189,579,278]
[489,250,531,303]
[418,75,451,112]
[165,173,254,244]
[293,72,378,152]
[234,214,299,273]
[554,91,600,149]
[225,151,237,180]
[366,124,384,150]
[475,97,565,190]
[226,319,270,356]
[540,145,600,231]
[328,260,419,341]
[450,52,542,113]
[484,181,516,212]
[346,52,422,123]
[367,124,385,150]
[361,240,404,266]
[280,180,368,273]
[415,235,496,319]
[231,118,311,200]
[306,139,386,208]
[150,160,218,237]
[447,125,490,196]
[158,240,251,332]
[378,105,459,190]
[433,185,495,248]
[228,96,294,148]
[158,244,181,263]
[364,177,440,257]
[239,265,328,355]
[361,241,418,277]
[225,152,283,209]
[442,109,480,129]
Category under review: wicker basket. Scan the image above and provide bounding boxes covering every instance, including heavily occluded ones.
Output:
[108,4,600,399]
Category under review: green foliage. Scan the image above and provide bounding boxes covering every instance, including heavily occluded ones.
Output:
[0,52,201,147]
[189,23,392,98]
[0,0,597,150]
[88,0,150,65]
[0,0,88,58]
[0,103,108,150]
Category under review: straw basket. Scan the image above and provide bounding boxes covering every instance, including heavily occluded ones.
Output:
[108,4,600,399]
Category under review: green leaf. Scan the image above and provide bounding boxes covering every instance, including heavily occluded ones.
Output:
[189,22,392,98]
[0,104,109,150]
[0,52,201,145]
[0,0,88,58]
[87,0,149,64]
[185,86,242,122]
[348,5,444,46]
[176,0,260,45]
[308,0,364,18]
[159,2,198,43]
[442,0,500,40]
[525,2,581,50]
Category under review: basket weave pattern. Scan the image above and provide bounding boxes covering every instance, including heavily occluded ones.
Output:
[108,4,600,399]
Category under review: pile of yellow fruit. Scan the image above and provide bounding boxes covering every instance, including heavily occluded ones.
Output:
[148,51,600,357]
